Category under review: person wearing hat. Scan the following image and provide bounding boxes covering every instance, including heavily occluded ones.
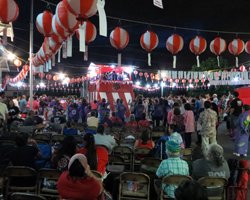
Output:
[192,143,230,180]
[57,154,103,200]
[156,140,189,199]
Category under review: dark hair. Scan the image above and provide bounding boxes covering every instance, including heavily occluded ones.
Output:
[15,133,28,147]
[204,101,211,109]
[83,134,97,170]
[90,111,96,116]
[211,102,219,114]
[184,103,191,111]
[141,129,150,144]
[233,91,239,97]
[141,113,146,120]
[68,159,87,178]
[170,123,178,130]
[111,112,116,117]
[97,124,104,134]
[173,107,181,115]
[175,180,208,200]
[59,136,77,157]
[243,104,250,111]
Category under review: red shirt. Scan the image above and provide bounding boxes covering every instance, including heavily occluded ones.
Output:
[57,171,102,200]
[138,120,150,127]
[134,139,154,150]
[78,146,108,175]
[126,121,138,128]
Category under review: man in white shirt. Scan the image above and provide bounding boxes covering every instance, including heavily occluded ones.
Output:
[87,111,99,128]
[0,100,8,121]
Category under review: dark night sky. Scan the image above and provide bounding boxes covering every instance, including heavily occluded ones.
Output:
[7,0,250,75]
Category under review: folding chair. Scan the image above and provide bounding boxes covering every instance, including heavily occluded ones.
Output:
[9,192,47,200]
[50,134,65,144]
[4,166,37,196]
[91,170,103,179]
[37,168,61,199]
[119,172,150,200]
[180,148,192,162]
[112,146,133,171]
[32,134,50,143]
[198,177,228,200]
[133,148,151,171]
[151,131,163,141]
[140,157,161,175]
[107,155,125,174]
[160,175,192,200]
[120,138,136,148]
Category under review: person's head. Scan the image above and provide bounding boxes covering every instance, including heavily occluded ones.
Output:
[97,124,104,135]
[173,107,181,116]
[233,91,239,98]
[184,103,191,111]
[204,101,211,109]
[243,104,250,112]
[83,133,97,170]
[116,99,120,104]
[165,140,181,157]
[173,102,179,108]
[8,99,14,107]
[102,98,106,103]
[207,144,224,167]
[129,114,135,122]
[175,180,208,200]
[141,113,146,120]
[90,111,96,117]
[68,154,89,178]
[168,124,177,133]
[28,110,35,118]
[141,129,151,144]
[15,133,28,147]
[60,136,77,157]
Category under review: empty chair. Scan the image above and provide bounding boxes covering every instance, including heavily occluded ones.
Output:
[198,177,228,200]
[160,175,193,200]
[4,166,37,196]
[37,168,61,199]
[119,172,150,200]
[151,131,164,141]
[9,192,47,200]
[112,146,133,171]
[91,170,103,180]
[133,148,152,171]
[120,138,136,148]
[140,157,161,175]
[180,148,192,162]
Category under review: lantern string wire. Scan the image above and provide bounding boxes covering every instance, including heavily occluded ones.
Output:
[40,0,250,35]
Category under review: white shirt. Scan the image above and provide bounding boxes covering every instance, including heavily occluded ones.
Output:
[87,116,99,128]
[0,102,8,120]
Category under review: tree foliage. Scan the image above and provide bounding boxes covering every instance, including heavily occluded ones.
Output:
[191,57,229,71]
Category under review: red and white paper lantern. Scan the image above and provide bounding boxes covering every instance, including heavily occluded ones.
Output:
[140,30,159,66]
[244,40,250,55]
[110,27,129,66]
[36,10,53,37]
[228,38,244,68]
[76,20,96,60]
[189,36,207,67]
[166,34,184,68]
[210,37,226,67]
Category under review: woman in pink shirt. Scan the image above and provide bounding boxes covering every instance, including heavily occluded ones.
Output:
[183,103,195,148]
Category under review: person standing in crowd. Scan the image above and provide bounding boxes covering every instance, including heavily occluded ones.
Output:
[19,95,27,113]
[183,103,195,148]
[198,101,218,156]
[57,154,103,200]
[79,98,89,124]
[152,98,164,128]
[233,104,250,157]
[171,107,185,134]
[87,111,99,128]
[230,91,243,139]
[27,96,39,111]
[7,99,20,131]
[117,99,127,123]
[167,102,179,125]
[67,102,80,123]
[156,140,189,198]
[134,98,145,121]
[192,144,230,180]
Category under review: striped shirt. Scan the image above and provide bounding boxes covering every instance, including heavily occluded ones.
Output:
[156,157,189,198]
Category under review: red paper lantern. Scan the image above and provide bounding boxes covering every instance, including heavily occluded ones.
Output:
[189,36,207,67]
[133,70,138,75]
[13,59,22,67]
[175,79,179,83]
[46,74,52,80]
[139,72,143,77]
[39,72,45,79]
[169,78,173,83]
[76,20,96,44]
[0,0,19,24]
[63,0,97,20]
[166,34,184,68]
[195,79,199,83]
[23,65,29,72]
[210,37,227,67]
[56,1,79,33]
[140,30,158,66]
[36,10,53,37]
[239,65,246,72]
[53,75,59,81]
[244,40,250,54]
[188,79,193,83]
[52,15,69,40]
[110,27,129,66]
[228,38,244,67]
[182,79,186,84]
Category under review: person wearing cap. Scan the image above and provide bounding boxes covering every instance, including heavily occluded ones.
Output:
[156,140,189,198]
[233,104,250,157]
[57,154,103,200]
[192,143,230,180]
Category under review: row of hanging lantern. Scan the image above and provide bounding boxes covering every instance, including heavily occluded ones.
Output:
[5,64,30,84]
[33,0,107,70]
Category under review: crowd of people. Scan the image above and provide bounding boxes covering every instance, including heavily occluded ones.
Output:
[0,90,249,200]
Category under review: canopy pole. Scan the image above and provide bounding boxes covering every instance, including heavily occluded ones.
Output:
[29,0,34,110]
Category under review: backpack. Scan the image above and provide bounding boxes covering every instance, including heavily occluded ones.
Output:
[150,136,169,159]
